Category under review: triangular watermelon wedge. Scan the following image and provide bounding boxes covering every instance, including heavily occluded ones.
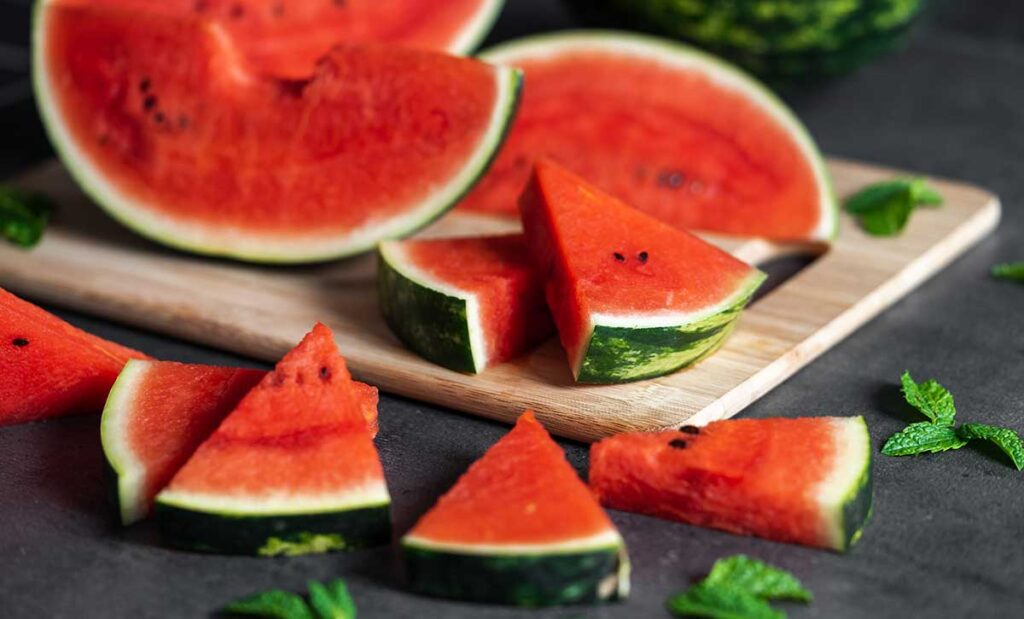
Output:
[519,160,766,383]
[0,286,149,426]
[101,359,381,525]
[156,324,390,555]
[402,411,629,607]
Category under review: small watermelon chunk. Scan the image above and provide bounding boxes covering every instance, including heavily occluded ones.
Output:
[101,359,382,525]
[156,324,390,555]
[590,417,873,551]
[402,411,629,607]
[519,160,765,383]
[0,287,149,426]
[460,32,837,242]
[378,234,553,373]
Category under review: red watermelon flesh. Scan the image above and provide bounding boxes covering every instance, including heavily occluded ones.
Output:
[158,323,388,515]
[461,33,836,242]
[49,0,503,79]
[589,417,873,551]
[35,2,520,262]
[102,359,381,524]
[405,411,619,548]
[0,287,149,426]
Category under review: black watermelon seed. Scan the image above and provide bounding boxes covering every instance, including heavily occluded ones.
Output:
[143,95,157,111]
[139,78,150,93]
[679,425,700,435]
[668,438,688,449]
[657,169,685,189]
[613,252,625,262]
[638,251,649,263]
[154,112,166,124]
[320,366,332,381]
[11,338,29,347]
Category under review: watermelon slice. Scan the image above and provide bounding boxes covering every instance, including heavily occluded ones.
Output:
[33,1,521,263]
[459,32,837,242]
[377,234,553,373]
[0,287,149,426]
[156,324,390,555]
[589,417,873,551]
[402,411,629,607]
[519,160,766,383]
[101,359,381,525]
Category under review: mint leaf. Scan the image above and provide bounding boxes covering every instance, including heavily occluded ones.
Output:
[844,178,942,236]
[910,178,943,206]
[666,582,783,619]
[224,590,314,619]
[882,422,968,456]
[901,371,956,426]
[706,556,812,603]
[844,180,911,214]
[307,580,356,619]
[957,423,1024,471]
[856,195,915,236]
[0,185,52,248]
[992,262,1024,282]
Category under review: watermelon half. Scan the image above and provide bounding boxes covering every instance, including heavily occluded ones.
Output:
[377,234,553,373]
[0,286,149,426]
[460,31,837,242]
[403,411,629,607]
[156,324,390,555]
[519,160,766,383]
[101,359,380,525]
[33,0,521,262]
[590,417,873,551]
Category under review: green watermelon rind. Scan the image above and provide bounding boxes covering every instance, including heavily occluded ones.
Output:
[480,30,839,242]
[401,534,630,607]
[820,415,874,552]
[32,1,524,263]
[100,359,155,526]
[574,269,766,384]
[377,241,485,374]
[446,0,508,56]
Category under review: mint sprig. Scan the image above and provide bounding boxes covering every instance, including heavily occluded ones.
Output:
[882,371,1024,470]
[843,178,942,237]
[991,262,1024,283]
[0,185,53,248]
[225,579,355,619]
[666,555,811,618]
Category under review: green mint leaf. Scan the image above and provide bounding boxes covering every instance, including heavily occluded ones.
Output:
[307,580,356,619]
[844,178,943,236]
[0,185,53,248]
[224,590,314,619]
[909,178,944,207]
[666,582,784,619]
[844,180,912,214]
[882,422,968,456]
[706,556,812,603]
[900,371,956,425]
[991,262,1024,282]
[957,423,1024,471]
[856,195,915,236]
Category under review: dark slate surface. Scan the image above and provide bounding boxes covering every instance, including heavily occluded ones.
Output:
[1,1,1023,617]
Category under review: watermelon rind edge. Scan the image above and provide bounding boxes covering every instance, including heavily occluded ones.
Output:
[99,359,152,526]
[32,2,524,263]
[377,241,487,374]
[447,0,508,56]
[479,29,839,242]
[817,415,873,552]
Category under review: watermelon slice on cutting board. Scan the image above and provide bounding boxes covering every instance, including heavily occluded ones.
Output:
[589,417,873,551]
[403,411,629,607]
[460,31,837,242]
[377,234,553,373]
[156,324,390,555]
[33,0,521,262]
[519,160,766,383]
[0,286,149,426]
[101,359,381,525]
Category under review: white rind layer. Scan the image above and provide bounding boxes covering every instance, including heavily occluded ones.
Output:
[379,241,489,372]
[480,31,837,241]
[33,1,520,262]
[156,481,391,517]
[402,528,624,556]
[446,0,507,55]
[99,360,152,525]
[815,416,871,549]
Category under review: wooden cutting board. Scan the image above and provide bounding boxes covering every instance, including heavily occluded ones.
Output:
[0,159,999,441]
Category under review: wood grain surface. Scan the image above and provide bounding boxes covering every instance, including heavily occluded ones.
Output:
[0,159,1000,441]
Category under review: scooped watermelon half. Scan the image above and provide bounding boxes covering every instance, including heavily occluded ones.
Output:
[403,411,629,607]
[378,234,553,373]
[590,416,873,552]
[101,360,380,525]
[519,160,766,383]
[0,286,149,426]
[33,0,521,263]
[460,31,837,242]
[156,324,390,555]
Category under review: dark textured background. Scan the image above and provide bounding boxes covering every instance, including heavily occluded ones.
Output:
[1,1,1023,617]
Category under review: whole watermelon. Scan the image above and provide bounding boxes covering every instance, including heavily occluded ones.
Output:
[565,0,925,81]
